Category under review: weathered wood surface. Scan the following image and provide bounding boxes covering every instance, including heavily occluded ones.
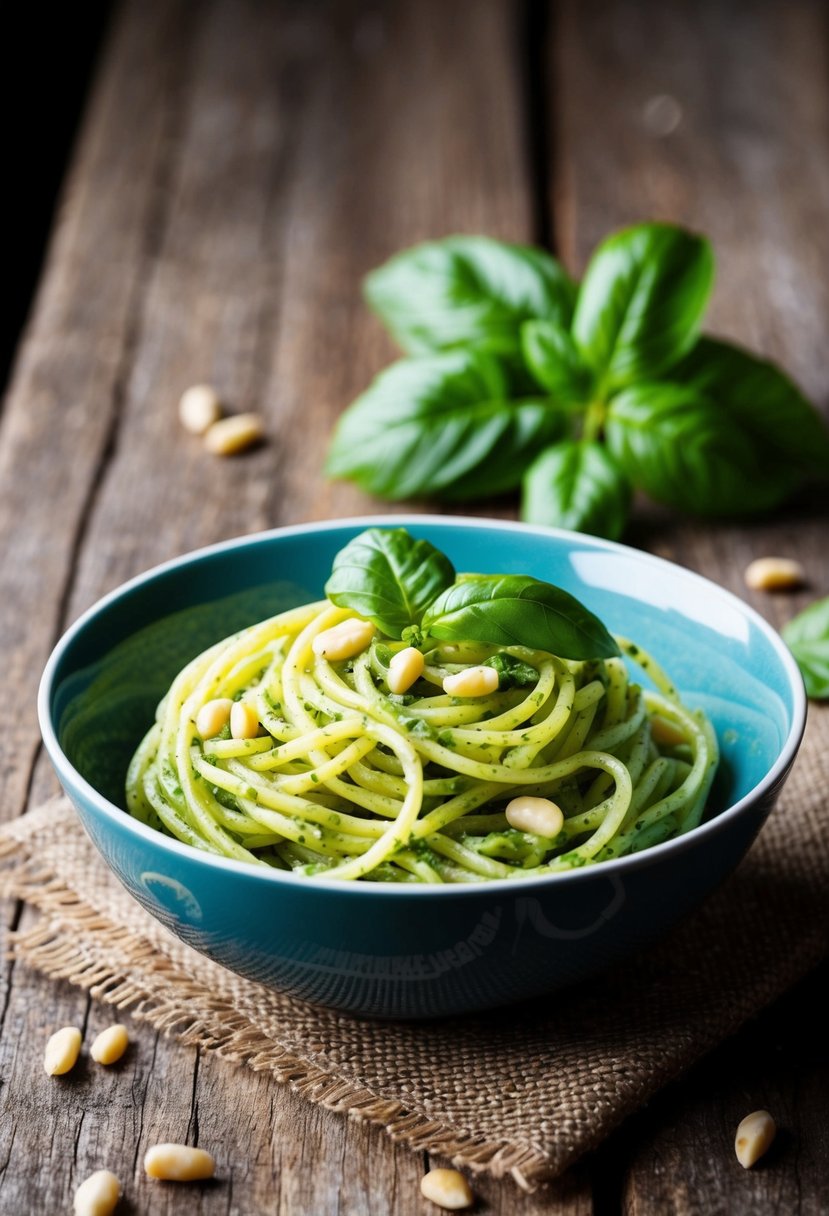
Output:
[0,0,827,1212]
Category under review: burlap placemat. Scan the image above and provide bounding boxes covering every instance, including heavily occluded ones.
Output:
[1,708,826,1192]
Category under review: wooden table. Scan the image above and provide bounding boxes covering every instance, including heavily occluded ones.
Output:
[2,1,827,1211]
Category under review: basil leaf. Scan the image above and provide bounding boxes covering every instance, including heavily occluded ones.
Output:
[364,236,576,357]
[483,653,540,688]
[782,598,829,699]
[325,349,566,500]
[573,223,714,390]
[522,440,631,540]
[673,338,829,483]
[422,575,620,660]
[521,319,595,402]
[325,528,455,638]
[606,382,785,514]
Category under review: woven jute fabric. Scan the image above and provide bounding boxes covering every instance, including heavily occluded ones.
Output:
[1,709,826,1192]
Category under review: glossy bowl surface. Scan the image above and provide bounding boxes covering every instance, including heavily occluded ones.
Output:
[39,517,806,1018]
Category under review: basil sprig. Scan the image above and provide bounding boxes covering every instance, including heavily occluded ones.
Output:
[421,574,619,660]
[324,527,618,660]
[783,597,829,699]
[363,235,576,358]
[326,223,829,539]
[325,528,454,638]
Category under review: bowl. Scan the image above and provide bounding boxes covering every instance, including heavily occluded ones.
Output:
[39,517,806,1019]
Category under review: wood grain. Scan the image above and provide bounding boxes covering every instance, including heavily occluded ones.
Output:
[1,0,827,1211]
[550,1,829,1211]
[0,0,587,1212]
[552,0,829,617]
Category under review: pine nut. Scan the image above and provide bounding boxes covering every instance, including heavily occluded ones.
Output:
[144,1144,216,1182]
[443,665,499,698]
[650,715,687,748]
[735,1109,776,1168]
[44,1026,82,1076]
[388,646,425,694]
[230,702,261,740]
[744,557,805,592]
[196,698,233,740]
[73,1169,121,1216]
[178,384,222,435]
[90,1024,129,1066]
[506,796,564,838]
[312,618,375,661]
[204,412,264,456]
[420,1167,474,1210]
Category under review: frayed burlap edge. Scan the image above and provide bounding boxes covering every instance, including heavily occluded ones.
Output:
[0,827,550,1192]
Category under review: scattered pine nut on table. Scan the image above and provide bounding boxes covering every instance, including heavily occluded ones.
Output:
[43,1026,82,1076]
[744,557,806,592]
[73,1169,121,1216]
[203,412,265,455]
[144,1144,216,1182]
[735,1109,776,1168]
[420,1167,474,1210]
[178,383,222,434]
[90,1024,129,1066]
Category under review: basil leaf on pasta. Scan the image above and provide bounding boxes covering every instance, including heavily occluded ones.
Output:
[325,528,455,638]
[422,574,620,660]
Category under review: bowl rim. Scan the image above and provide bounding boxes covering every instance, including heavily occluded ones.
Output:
[38,513,808,897]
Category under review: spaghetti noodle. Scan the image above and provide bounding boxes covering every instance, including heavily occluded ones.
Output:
[126,598,718,882]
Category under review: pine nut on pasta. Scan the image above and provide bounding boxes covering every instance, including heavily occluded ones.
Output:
[443,665,499,697]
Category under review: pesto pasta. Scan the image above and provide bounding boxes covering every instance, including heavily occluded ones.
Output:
[125,530,718,882]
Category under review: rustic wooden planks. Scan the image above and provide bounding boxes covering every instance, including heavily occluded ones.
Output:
[1,0,827,1211]
[551,0,829,1210]
[0,1,589,1212]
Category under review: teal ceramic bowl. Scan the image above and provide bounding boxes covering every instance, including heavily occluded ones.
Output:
[39,517,806,1019]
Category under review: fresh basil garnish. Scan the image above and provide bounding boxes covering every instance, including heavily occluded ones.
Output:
[421,574,620,661]
[673,338,829,488]
[522,440,631,540]
[325,529,618,661]
[605,382,783,514]
[364,235,576,358]
[325,528,455,639]
[325,349,566,500]
[572,223,714,391]
[783,598,829,700]
[326,224,829,539]
[520,319,595,403]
